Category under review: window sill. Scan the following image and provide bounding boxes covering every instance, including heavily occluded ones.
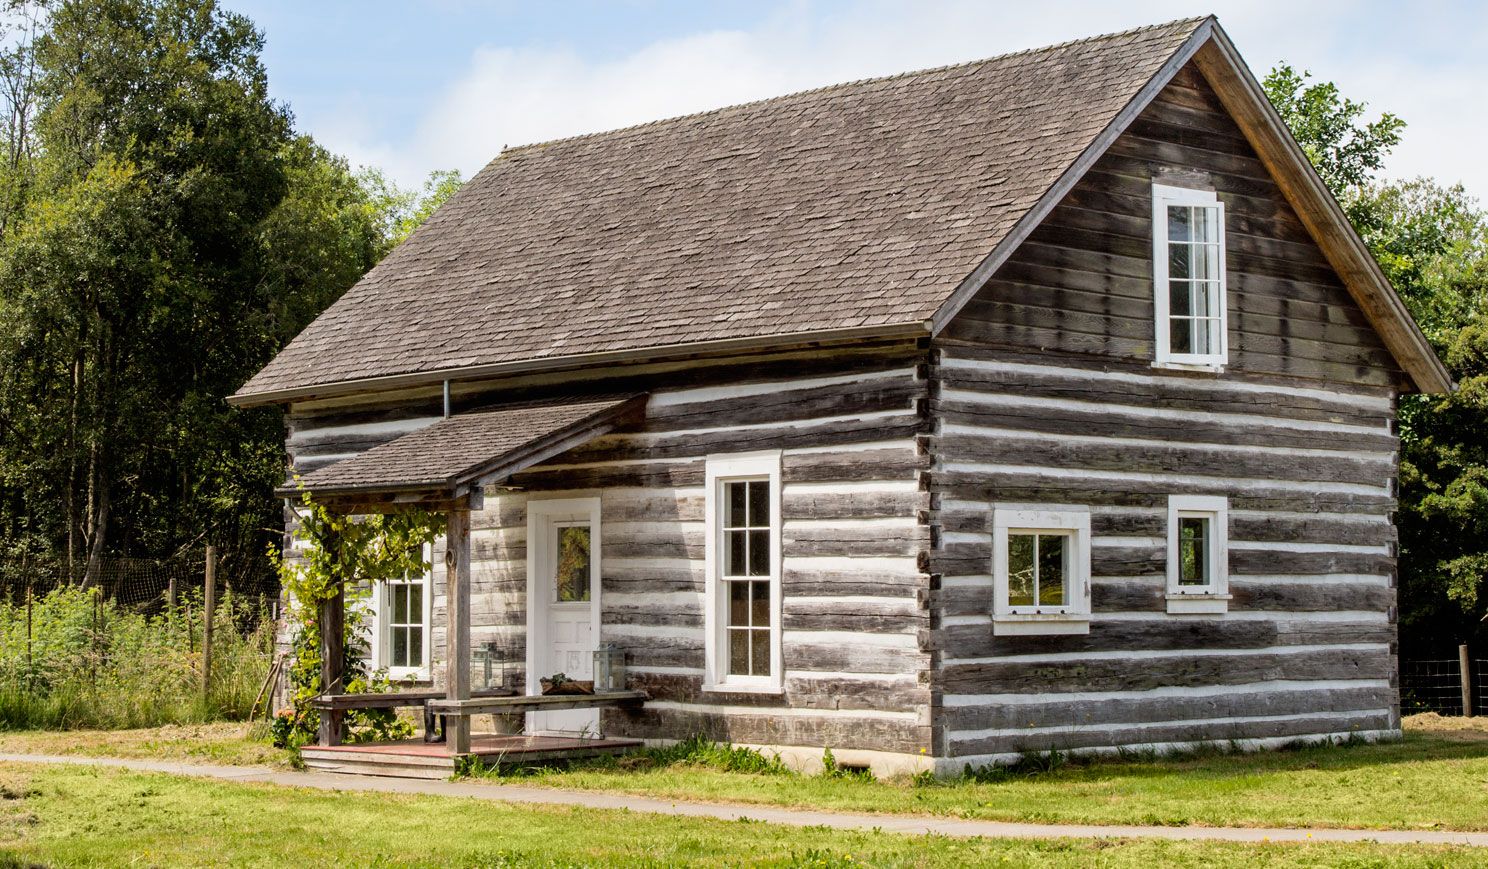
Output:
[1151,360,1226,375]
[702,680,784,696]
[993,615,1090,636]
[1166,593,1231,615]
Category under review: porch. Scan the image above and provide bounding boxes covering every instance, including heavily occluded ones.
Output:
[300,733,645,779]
[284,396,652,776]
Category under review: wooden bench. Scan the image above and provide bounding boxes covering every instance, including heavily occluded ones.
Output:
[424,690,648,717]
[311,687,517,743]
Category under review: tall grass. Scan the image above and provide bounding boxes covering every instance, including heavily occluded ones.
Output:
[0,585,273,730]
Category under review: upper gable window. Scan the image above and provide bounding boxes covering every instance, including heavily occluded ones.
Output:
[1152,184,1227,369]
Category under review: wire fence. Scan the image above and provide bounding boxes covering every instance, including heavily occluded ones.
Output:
[0,552,280,617]
[1400,657,1487,717]
[0,551,282,729]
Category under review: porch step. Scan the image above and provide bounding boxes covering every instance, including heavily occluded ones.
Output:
[300,734,644,779]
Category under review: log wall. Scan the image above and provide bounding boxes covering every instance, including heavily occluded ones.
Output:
[925,62,1403,765]
[285,341,939,755]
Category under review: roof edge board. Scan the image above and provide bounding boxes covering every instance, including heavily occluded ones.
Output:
[1189,30,1452,394]
[926,16,1217,335]
[230,322,928,409]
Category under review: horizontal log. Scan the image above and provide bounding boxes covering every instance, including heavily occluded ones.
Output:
[605,706,929,754]
[932,361,1392,427]
[939,647,1390,694]
[927,471,1396,513]
[626,671,927,712]
[941,684,1394,733]
[934,432,1392,488]
[948,711,1394,757]
[931,616,1392,656]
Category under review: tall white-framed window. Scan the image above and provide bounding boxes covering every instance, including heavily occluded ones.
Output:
[373,542,434,680]
[1153,183,1227,369]
[1166,495,1230,614]
[703,451,783,693]
[991,506,1091,635]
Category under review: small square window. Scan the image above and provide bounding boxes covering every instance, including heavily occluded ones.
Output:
[992,507,1091,635]
[1153,184,1227,369]
[1167,495,1230,614]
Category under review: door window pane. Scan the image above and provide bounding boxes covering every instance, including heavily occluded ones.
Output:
[555,525,591,602]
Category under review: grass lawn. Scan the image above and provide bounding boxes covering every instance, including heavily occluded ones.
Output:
[3,715,1488,834]
[472,715,1488,832]
[0,762,1483,868]
[0,722,287,769]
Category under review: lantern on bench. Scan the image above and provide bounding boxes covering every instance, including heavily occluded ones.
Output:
[592,644,627,693]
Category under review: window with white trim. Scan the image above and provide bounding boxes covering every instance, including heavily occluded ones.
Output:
[376,543,434,679]
[1153,183,1227,368]
[1166,495,1229,614]
[704,452,782,692]
[991,507,1091,635]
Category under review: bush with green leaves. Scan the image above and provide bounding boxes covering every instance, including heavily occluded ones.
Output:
[269,489,441,748]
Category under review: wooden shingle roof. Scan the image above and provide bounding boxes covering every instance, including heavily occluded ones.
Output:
[236,18,1209,403]
[283,395,645,501]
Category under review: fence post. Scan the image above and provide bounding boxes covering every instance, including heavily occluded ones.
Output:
[1461,644,1474,718]
[202,546,217,700]
[167,572,176,611]
[25,583,33,681]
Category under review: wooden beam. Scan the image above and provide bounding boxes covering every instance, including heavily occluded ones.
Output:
[444,509,472,753]
[425,690,648,716]
[316,583,345,746]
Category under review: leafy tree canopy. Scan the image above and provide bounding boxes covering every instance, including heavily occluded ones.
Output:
[1266,62,1488,651]
[0,0,461,594]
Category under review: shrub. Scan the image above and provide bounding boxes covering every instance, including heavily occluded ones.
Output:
[0,584,272,730]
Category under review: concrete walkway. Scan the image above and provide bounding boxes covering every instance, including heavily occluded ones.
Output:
[2,751,1484,848]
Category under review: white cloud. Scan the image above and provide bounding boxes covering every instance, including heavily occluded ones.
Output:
[348,1,1488,197]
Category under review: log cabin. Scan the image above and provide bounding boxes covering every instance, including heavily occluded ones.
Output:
[231,16,1452,777]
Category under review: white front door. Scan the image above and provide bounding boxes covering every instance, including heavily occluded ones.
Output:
[526,498,601,736]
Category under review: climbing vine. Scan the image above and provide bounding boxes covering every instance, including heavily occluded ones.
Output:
[269,486,444,748]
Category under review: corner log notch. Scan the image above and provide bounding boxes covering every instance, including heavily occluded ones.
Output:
[280,394,648,754]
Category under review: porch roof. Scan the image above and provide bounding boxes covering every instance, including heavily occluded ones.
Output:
[280,394,646,510]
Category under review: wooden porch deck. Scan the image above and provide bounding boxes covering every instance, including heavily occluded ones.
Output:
[300,733,644,779]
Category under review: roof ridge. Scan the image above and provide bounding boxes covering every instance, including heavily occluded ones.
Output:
[491,15,1211,161]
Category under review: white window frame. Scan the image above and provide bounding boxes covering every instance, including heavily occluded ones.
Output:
[1152,183,1228,370]
[703,451,783,693]
[991,506,1091,635]
[371,541,434,680]
[1166,495,1230,614]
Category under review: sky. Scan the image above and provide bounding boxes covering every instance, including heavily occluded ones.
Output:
[232,1,1488,197]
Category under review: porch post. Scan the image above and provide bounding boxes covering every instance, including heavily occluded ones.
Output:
[316,582,345,746]
[445,508,472,754]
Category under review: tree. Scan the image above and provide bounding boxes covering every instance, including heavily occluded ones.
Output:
[1263,64,1405,195]
[356,167,464,246]
[1266,64,1488,653]
[0,0,430,593]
